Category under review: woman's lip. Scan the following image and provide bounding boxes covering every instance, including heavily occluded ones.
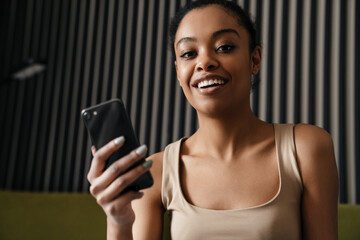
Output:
[192,75,229,87]
[195,82,227,94]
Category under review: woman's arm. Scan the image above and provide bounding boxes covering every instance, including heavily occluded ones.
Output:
[132,152,165,240]
[294,124,339,240]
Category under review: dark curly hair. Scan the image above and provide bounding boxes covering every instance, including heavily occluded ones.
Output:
[168,0,260,54]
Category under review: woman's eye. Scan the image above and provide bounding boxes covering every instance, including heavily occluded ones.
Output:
[180,51,195,58]
[217,45,235,52]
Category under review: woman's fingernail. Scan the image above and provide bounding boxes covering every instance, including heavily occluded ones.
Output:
[142,160,153,168]
[136,145,147,155]
[91,146,96,153]
[136,192,144,198]
[114,136,125,145]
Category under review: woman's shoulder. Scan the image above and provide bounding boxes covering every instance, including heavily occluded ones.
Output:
[146,138,184,178]
[292,123,337,184]
[147,151,164,189]
[148,151,164,162]
[293,123,334,156]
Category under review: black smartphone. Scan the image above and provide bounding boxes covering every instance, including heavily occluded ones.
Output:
[81,98,153,191]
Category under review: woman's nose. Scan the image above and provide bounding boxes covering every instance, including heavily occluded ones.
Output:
[196,51,219,71]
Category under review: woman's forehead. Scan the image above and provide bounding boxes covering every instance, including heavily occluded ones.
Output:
[174,5,244,45]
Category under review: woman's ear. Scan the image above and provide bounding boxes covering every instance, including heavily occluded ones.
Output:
[174,61,181,83]
[251,46,262,75]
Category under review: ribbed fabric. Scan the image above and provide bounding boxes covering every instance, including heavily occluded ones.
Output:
[161,124,303,239]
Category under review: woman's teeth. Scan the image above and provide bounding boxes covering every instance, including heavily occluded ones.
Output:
[197,79,225,88]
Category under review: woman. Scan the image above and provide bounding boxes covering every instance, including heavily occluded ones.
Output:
[87,0,339,239]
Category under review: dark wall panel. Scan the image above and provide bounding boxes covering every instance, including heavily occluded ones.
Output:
[0,0,359,204]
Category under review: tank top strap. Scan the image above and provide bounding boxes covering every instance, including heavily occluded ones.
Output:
[273,123,303,193]
[161,138,184,210]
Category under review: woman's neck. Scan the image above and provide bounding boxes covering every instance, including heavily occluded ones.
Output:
[190,107,269,162]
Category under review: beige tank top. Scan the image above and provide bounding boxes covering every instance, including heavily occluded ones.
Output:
[161,124,303,240]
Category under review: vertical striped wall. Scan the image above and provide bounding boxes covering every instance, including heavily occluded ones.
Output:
[0,0,359,204]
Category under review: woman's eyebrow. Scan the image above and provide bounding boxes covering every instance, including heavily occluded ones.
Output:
[175,28,240,48]
[212,28,240,39]
[176,37,196,48]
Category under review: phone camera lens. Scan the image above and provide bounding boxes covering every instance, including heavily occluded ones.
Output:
[83,111,91,120]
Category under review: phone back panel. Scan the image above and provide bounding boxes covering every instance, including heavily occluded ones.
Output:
[82,99,153,191]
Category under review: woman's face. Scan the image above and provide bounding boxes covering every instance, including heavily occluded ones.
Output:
[174,5,261,116]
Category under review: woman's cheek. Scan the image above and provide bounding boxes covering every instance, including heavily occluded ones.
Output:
[177,66,192,88]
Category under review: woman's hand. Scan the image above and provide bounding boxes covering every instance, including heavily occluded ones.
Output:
[87,136,153,230]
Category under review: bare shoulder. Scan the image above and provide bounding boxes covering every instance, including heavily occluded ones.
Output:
[147,151,164,163]
[293,123,335,169]
[145,151,164,198]
[147,151,164,179]
[293,123,338,194]
[294,123,333,153]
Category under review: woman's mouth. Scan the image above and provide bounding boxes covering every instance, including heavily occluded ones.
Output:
[197,79,225,88]
[192,76,229,94]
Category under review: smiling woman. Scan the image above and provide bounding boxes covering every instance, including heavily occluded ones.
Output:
[173,5,261,117]
[86,0,339,239]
